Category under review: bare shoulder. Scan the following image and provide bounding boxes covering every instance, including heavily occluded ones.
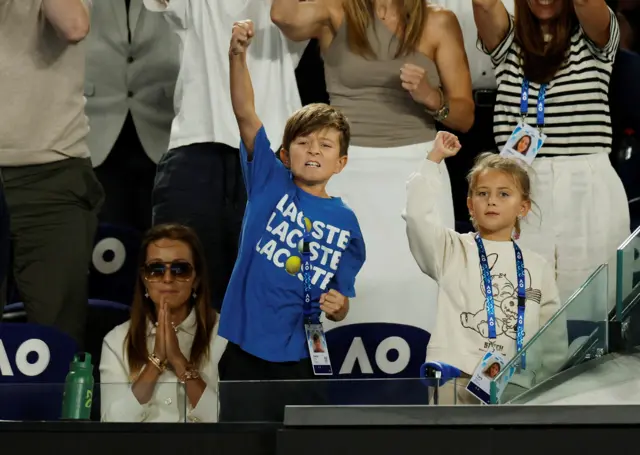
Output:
[425,4,462,31]
[422,3,463,48]
[316,0,346,47]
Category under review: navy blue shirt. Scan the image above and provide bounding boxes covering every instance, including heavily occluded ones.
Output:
[219,127,366,362]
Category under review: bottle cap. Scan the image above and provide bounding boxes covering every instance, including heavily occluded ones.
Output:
[70,352,93,371]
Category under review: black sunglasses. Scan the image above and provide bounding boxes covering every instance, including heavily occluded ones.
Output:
[143,260,194,282]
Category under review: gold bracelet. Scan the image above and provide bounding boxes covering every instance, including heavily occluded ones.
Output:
[148,353,167,373]
[178,366,201,383]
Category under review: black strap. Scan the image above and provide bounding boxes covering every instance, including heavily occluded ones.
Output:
[125,0,131,43]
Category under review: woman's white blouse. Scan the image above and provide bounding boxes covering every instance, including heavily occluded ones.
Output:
[99,309,226,423]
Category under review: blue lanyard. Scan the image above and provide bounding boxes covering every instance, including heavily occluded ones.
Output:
[302,229,320,324]
[475,235,527,369]
[521,79,547,129]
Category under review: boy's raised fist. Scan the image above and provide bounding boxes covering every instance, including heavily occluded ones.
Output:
[230,20,254,55]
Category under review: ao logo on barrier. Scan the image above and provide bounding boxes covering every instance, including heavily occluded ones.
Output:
[326,323,431,378]
[0,339,50,377]
[92,237,126,275]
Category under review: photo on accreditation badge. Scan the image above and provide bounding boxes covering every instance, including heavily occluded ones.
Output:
[483,362,501,379]
[305,326,333,375]
[309,331,326,353]
[465,350,513,405]
[500,124,546,166]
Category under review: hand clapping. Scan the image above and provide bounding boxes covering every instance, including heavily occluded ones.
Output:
[153,297,168,362]
[164,299,185,368]
[152,297,187,372]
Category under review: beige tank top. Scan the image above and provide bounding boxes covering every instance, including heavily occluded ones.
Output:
[323,16,440,148]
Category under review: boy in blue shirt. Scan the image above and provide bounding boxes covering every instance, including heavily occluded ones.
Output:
[218,20,366,385]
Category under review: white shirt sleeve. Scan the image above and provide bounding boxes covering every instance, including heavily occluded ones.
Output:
[478,13,515,68]
[581,7,620,63]
[143,0,189,29]
[402,158,465,282]
[99,337,151,423]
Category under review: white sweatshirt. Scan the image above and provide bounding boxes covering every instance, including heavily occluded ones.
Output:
[403,159,568,385]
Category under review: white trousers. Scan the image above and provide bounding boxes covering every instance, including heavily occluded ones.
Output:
[325,142,455,335]
[518,153,630,315]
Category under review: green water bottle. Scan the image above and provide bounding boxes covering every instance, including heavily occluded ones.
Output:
[61,352,94,420]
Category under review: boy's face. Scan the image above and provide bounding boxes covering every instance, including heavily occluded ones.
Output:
[280,128,347,189]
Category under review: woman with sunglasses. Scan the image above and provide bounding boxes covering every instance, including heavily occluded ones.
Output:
[99,224,223,422]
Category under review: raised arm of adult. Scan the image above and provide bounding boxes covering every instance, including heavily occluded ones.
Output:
[472,0,510,53]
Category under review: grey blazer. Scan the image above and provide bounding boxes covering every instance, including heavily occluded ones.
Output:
[85,0,179,166]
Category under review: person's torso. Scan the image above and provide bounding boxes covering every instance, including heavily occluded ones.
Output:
[323,15,439,148]
[106,315,219,422]
[427,235,549,375]
[221,176,361,362]
[85,0,180,165]
[170,0,306,151]
[0,0,89,165]
[493,27,615,155]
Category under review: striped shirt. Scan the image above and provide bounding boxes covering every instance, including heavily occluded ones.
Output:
[481,8,620,155]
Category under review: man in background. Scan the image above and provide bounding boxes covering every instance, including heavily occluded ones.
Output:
[0,0,104,345]
[144,0,308,312]
[87,0,179,233]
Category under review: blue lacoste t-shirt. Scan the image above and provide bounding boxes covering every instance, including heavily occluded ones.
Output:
[219,126,366,362]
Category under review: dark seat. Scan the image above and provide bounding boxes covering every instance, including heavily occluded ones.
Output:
[0,323,78,420]
[609,49,640,229]
[89,223,142,305]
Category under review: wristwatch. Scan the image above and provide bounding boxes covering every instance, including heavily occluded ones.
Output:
[425,87,450,122]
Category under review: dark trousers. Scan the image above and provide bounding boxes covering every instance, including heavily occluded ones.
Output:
[438,90,497,232]
[152,142,246,312]
[218,342,323,422]
[0,158,104,345]
[93,114,156,233]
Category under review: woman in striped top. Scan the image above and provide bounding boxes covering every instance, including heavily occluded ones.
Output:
[472,0,630,307]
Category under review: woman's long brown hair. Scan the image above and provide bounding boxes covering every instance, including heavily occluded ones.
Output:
[514,0,579,84]
[344,0,427,58]
[125,224,216,376]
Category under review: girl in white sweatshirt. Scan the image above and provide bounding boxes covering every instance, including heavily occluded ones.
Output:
[403,132,568,404]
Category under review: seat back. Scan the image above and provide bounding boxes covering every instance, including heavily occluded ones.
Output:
[89,223,142,305]
[0,323,78,420]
